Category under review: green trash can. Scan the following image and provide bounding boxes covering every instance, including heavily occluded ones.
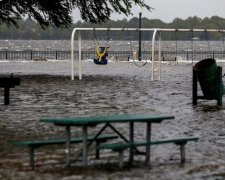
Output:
[194,58,225,100]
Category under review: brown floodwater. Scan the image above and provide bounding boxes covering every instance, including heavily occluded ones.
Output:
[0,60,225,179]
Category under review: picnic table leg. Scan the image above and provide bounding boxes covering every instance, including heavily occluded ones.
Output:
[192,67,198,106]
[217,66,223,106]
[4,87,10,105]
[145,122,151,165]
[118,150,124,169]
[180,143,186,163]
[129,121,134,164]
[65,125,71,167]
[82,125,88,166]
[29,147,35,169]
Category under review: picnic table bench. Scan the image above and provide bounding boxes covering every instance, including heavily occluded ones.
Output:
[98,137,199,168]
[16,134,118,169]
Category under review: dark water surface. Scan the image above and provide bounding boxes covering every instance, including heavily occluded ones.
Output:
[0,60,225,179]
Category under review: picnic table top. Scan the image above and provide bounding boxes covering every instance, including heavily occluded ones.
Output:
[40,114,175,126]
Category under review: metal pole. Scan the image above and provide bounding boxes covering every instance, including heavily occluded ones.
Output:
[151,29,158,80]
[82,125,88,166]
[30,51,33,60]
[78,31,82,80]
[71,28,77,80]
[129,121,134,163]
[4,87,10,105]
[180,144,186,163]
[217,66,223,106]
[158,31,162,80]
[138,12,142,61]
[145,122,151,165]
[65,126,71,167]
[193,67,198,105]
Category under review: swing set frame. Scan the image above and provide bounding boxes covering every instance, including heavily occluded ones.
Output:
[71,28,225,80]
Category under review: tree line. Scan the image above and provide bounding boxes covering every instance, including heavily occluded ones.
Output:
[1,16,225,40]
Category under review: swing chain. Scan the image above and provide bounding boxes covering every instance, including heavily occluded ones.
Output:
[93,28,100,47]
[205,29,212,58]
[126,27,147,67]
[191,29,194,64]
[221,30,225,53]
[175,29,178,61]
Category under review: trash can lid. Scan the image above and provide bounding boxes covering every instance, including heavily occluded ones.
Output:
[194,58,216,71]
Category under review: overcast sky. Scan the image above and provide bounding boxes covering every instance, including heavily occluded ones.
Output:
[72,0,225,23]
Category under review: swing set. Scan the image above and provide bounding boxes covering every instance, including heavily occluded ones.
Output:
[71,28,225,80]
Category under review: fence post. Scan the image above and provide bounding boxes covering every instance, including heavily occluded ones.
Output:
[5,50,7,60]
[30,51,33,60]
[81,51,83,60]
[5,50,8,60]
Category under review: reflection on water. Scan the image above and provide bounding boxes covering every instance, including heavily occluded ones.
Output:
[0,61,225,179]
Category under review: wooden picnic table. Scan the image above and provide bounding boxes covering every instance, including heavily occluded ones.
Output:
[40,114,174,167]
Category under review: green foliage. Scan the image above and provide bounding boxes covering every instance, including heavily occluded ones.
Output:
[0,0,74,28]
[0,0,151,28]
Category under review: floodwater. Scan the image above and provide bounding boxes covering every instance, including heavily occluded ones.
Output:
[1,39,225,51]
[0,60,225,180]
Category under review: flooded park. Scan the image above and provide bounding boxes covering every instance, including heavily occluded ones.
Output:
[0,57,224,179]
[1,0,225,178]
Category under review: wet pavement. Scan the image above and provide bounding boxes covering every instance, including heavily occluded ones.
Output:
[0,60,225,179]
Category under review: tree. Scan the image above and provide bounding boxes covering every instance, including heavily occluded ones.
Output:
[0,0,151,29]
